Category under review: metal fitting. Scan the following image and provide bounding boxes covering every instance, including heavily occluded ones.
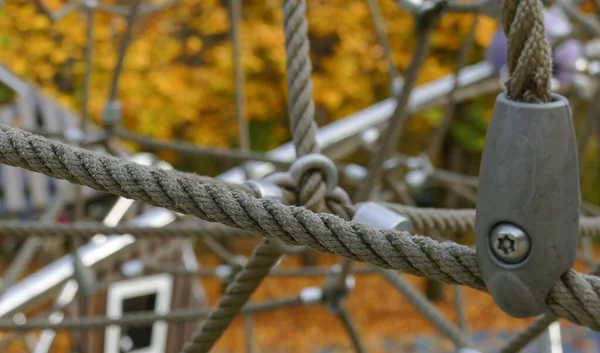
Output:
[245,180,285,203]
[64,128,86,144]
[414,0,447,33]
[475,93,579,318]
[300,286,323,306]
[103,100,122,129]
[360,128,380,149]
[215,265,234,281]
[289,154,338,193]
[353,202,414,232]
[489,223,531,264]
[343,164,367,184]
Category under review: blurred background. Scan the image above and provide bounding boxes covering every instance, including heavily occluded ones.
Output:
[1,0,600,352]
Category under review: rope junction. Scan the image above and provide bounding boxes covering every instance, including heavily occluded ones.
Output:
[3,0,600,353]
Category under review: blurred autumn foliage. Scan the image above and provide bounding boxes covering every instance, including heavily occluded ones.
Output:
[0,0,498,160]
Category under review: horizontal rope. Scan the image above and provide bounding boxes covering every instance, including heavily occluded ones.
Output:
[0,125,600,330]
[0,221,256,239]
[143,263,378,277]
[3,208,598,240]
[115,128,292,168]
[385,203,600,238]
[0,296,303,331]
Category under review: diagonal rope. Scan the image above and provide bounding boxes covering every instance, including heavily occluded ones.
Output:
[502,0,552,102]
[3,126,600,330]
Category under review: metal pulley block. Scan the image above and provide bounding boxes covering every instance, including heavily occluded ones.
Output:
[475,93,580,318]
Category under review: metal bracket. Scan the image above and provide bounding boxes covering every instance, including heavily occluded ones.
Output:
[353,202,414,232]
[475,93,580,318]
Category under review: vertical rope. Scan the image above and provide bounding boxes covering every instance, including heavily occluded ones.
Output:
[180,2,326,352]
[283,0,320,157]
[502,0,552,102]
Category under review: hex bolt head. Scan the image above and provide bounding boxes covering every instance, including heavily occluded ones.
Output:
[489,223,531,264]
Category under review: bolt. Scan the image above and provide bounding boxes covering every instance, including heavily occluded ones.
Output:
[489,223,530,264]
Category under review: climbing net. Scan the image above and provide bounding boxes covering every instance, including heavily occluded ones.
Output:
[3,0,600,352]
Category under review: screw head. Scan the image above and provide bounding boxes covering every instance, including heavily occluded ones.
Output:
[489,223,530,264]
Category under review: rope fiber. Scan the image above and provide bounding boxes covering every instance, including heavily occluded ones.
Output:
[1,125,600,330]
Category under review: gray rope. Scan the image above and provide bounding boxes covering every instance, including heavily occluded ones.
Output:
[283,0,319,157]
[354,7,440,201]
[377,267,472,348]
[502,0,552,102]
[499,314,556,353]
[385,203,600,239]
[0,221,256,239]
[0,296,304,332]
[181,240,282,353]
[3,126,600,330]
[143,263,378,277]
[0,183,73,297]
[183,2,326,350]
[229,0,252,179]
[114,128,290,168]
[336,304,366,353]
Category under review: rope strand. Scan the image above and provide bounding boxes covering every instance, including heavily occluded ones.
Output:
[502,0,552,102]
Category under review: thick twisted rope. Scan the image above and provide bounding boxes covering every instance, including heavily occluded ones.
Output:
[3,206,596,240]
[182,3,326,352]
[283,0,319,158]
[3,126,600,330]
[502,0,552,102]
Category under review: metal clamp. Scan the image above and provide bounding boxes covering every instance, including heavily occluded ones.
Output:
[289,154,338,193]
[300,286,323,306]
[475,93,580,318]
[103,100,122,129]
[353,202,414,232]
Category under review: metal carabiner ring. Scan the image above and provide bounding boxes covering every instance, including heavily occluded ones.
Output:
[289,154,338,193]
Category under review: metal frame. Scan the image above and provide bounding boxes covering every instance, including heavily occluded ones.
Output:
[104,273,173,353]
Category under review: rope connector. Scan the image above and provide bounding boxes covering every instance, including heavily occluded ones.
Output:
[475,93,580,318]
[289,154,338,193]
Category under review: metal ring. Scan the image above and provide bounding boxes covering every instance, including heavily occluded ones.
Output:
[289,154,338,193]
